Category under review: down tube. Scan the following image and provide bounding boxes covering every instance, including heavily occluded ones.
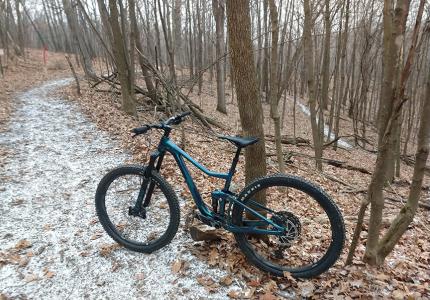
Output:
[171,152,213,217]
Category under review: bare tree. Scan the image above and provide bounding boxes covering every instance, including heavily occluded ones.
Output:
[226,0,267,186]
[212,0,226,114]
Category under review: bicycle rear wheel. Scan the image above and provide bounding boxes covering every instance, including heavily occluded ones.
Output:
[232,174,345,278]
[95,165,180,253]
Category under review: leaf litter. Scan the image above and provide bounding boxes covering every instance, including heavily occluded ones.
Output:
[1,50,429,298]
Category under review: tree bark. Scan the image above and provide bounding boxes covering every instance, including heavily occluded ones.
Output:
[63,0,97,80]
[212,0,226,114]
[268,0,285,174]
[226,0,267,187]
[303,0,323,170]
[107,0,137,116]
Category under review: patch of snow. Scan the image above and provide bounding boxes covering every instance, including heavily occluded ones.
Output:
[295,100,353,149]
[0,78,233,299]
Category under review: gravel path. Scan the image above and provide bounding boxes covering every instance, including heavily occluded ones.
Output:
[0,79,233,299]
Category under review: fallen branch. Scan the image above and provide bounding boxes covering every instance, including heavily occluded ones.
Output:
[326,160,372,175]
[135,48,226,130]
[401,154,430,175]
[265,134,310,145]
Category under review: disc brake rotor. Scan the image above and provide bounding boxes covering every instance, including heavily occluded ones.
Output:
[271,211,301,247]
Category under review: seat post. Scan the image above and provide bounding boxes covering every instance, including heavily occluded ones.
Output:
[223,147,242,191]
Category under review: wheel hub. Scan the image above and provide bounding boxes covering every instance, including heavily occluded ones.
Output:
[271,211,301,247]
[128,206,146,219]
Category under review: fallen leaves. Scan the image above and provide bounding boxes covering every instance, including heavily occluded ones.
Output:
[196,275,220,293]
[15,239,32,250]
[99,243,122,257]
[219,275,234,286]
[171,259,190,275]
[171,259,183,273]
[298,281,315,298]
[44,268,55,279]
[49,50,430,300]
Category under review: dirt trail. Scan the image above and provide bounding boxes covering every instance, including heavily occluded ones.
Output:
[0,79,234,299]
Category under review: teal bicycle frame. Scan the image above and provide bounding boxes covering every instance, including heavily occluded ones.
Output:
[138,129,285,236]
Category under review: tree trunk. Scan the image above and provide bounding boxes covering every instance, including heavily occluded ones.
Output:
[63,0,97,80]
[268,0,285,174]
[303,0,323,170]
[226,0,267,188]
[212,0,226,114]
[320,0,331,110]
[364,0,423,265]
[129,0,156,101]
[375,55,430,263]
[107,0,137,116]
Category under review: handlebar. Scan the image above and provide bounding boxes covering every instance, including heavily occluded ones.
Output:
[131,111,191,137]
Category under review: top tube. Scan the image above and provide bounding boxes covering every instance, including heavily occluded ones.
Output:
[161,137,230,180]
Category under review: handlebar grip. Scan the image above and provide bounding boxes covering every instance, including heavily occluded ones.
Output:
[178,111,191,118]
[131,125,150,135]
[165,111,191,125]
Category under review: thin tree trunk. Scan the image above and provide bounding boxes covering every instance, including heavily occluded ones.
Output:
[303,0,323,170]
[213,0,226,114]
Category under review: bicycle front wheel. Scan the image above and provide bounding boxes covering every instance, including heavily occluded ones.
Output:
[95,165,180,253]
[232,175,345,278]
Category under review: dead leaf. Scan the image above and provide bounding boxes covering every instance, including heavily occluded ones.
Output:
[45,271,55,278]
[248,279,260,287]
[392,290,406,300]
[208,247,218,266]
[219,275,233,286]
[15,239,32,250]
[298,281,315,298]
[196,275,215,287]
[91,233,102,240]
[99,244,121,257]
[171,260,183,273]
[259,292,277,300]
[283,271,297,283]
[227,290,241,299]
[19,257,30,267]
[43,224,52,231]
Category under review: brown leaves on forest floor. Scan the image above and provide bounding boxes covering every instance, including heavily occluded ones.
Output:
[56,68,430,299]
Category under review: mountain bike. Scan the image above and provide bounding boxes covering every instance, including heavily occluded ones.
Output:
[95,112,345,278]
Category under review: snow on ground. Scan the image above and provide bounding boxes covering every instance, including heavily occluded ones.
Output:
[294,99,352,149]
[0,78,234,299]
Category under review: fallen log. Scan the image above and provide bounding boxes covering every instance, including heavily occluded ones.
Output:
[265,135,310,145]
[326,160,372,175]
[401,154,430,175]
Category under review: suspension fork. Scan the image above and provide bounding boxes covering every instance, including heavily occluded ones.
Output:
[142,151,165,207]
[132,150,165,213]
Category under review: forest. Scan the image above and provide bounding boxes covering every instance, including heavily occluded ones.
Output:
[0,0,429,299]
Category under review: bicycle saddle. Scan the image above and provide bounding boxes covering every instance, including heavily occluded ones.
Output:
[217,135,259,148]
